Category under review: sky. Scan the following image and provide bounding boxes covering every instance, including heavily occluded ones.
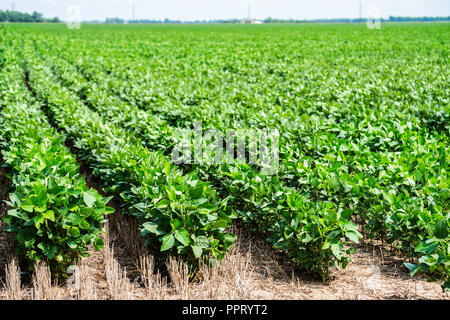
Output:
[0,0,449,21]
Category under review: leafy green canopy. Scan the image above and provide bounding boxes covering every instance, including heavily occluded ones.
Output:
[0,45,111,278]
[0,24,448,286]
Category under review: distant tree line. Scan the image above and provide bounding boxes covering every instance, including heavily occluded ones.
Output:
[105,17,125,24]
[103,18,184,24]
[0,9,448,25]
[0,10,59,23]
[263,16,450,24]
[97,16,450,25]
[386,16,450,22]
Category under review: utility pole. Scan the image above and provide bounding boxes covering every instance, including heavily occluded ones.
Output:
[11,1,15,11]
[132,1,136,21]
[248,1,251,21]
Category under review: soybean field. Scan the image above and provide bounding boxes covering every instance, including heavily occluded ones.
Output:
[0,23,448,300]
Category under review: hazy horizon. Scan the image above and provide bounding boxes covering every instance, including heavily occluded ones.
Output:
[0,0,449,22]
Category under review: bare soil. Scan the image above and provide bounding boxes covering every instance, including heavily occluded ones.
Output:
[1,219,448,300]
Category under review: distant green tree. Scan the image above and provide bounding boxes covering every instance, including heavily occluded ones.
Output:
[105,17,125,24]
[32,11,44,22]
[0,10,60,23]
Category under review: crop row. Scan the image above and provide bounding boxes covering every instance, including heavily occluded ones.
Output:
[47,32,449,140]
[36,38,449,285]
[37,43,362,280]
[23,44,237,267]
[52,35,449,287]
[0,44,111,278]
[1,25,447,288]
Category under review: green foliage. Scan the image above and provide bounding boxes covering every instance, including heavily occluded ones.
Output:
[404,218,449,291]
[38,44,360,279]
[0,50,111,278]
[0,10,59,23]
[0,23,448,284]
[23,48,236,267]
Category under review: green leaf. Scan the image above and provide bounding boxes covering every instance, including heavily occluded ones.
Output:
[142,222,164,236]
[404,262,418,273]
[67,240,77,249]
[418,254,439,266]
[160,234,175,251]
[46,245,57,259]
[68,227,80,237]
[343,222,359,232]
[341,209,352,220]
[43,210,55,222]
[8,193,21,206]
[34,215,43,229]
[189,186,204,199]
[170,219,182,232]
[8,209,28,221]
[20,204,34,213]
[434,220,448,240]
[80,220,91,230]
[222,233,237,247]
[415,240,439,254]
[192,245,202,258]
[80,207,94,218]
[195,236,210,248]
[212,219,229,229]
[444,280,450,292]
[83,191,98,208]
[37,242,46,252]
[156,199,170,209]
[330,243,342,260]
[104,207,115,215]
[174,229,191,246]
[4,225,18,233]
[94,237,104,251]
[345,231,361,243]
